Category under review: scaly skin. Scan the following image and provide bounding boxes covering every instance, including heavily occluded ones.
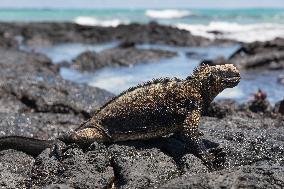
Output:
[60,64,240,163]
[0,64,240,164]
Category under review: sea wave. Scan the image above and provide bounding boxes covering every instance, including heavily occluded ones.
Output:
[176,21,284,42]
[145,9,192,19]
[74,16,127,27]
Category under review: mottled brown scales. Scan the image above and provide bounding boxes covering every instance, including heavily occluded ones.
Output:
[62,64,241,164]
[0,64,240,163]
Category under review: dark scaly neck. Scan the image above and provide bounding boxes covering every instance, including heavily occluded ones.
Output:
[200,79,223,108]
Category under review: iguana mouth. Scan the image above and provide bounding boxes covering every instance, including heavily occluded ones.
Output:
[222,76,241,86]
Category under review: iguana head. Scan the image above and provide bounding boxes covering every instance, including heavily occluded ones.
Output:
[192,64,241,102]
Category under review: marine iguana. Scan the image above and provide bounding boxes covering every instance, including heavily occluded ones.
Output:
[0,64,240,165]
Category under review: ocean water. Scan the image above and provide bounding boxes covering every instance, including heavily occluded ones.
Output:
[6,8,284,102]
[32,42,284,103]
[1,8,284,42]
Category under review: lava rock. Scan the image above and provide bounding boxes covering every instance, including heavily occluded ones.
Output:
[161,164,284,188]
[204,99,237,118]
[202,38,284,70]
[274,99,284,115]
[0,113,82,139]
[0,31,20,49]
[29,145,114,188]
[109,142,179,188]
[72,47,177,72]
[186,51,207,59]
[0,94,29,113]
[0,22,235,47]
[0,150,34,188]
[0,73,113,118]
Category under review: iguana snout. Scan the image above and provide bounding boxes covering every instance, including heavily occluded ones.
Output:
[214,64,241,88]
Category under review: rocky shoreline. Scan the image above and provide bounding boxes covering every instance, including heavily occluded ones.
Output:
[0,22,283,188]
[203,38,284,71]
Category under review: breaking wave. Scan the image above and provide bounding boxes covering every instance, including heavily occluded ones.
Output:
[74,16,127,27]
[175,21,284,42]
[145,9,193,19]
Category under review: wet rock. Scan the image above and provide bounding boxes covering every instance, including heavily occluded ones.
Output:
[201,56,226,66]
[72,47,177,72]
[0,22,234,47]
[109,142,179,188]
[186,51,207,59]
[116,22,212,46]
[30,145,114,188]
[207,30,225,35]
[0,150,34,188]
[203,38,284,70]
[118,41,136,48]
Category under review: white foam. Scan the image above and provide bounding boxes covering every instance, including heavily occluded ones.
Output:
[145,9,192,19]
[74,16,127,27]
[176,21,284,42]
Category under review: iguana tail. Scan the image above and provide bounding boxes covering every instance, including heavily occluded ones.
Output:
[0,136,55,156]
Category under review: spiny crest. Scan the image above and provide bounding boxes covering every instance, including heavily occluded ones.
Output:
[94,77,182,115]
[192,64,213,78]
[119,77,182,95]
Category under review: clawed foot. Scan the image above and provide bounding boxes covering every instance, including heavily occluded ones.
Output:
[199,147,226,170]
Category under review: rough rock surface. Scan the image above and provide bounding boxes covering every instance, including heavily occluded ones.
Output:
[1,99,283,188]
[0,150,34,188]
[0,22,235,47]
[0,113,82,139]
[28,146,114,188]
[1,74,113,117]
[0,48,114,118]
[203,38,284,70]
[72,47,177,72]
[109,142,179,188]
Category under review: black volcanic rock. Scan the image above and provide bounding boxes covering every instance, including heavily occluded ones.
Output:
[72,47,177,72]
[0,98,284,188]
[0,48,114,117]
[202,38,284,70]
[29,146,114,188]
[0,74,113,117]
[0,113,82,139]
[0,150,34,188]
[0,22,235,47]
[109,142,179,188]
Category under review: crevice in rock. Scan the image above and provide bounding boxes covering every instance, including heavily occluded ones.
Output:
[16,94,91,119]
[109,156,125,189]
[20,96,37,110]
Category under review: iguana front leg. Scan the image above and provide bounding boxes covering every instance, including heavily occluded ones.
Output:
[180,109,214,165]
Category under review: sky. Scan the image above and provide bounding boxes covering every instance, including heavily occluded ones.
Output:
[0,0,283,9]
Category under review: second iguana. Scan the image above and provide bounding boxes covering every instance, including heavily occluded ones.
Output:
[0,64,241,165]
